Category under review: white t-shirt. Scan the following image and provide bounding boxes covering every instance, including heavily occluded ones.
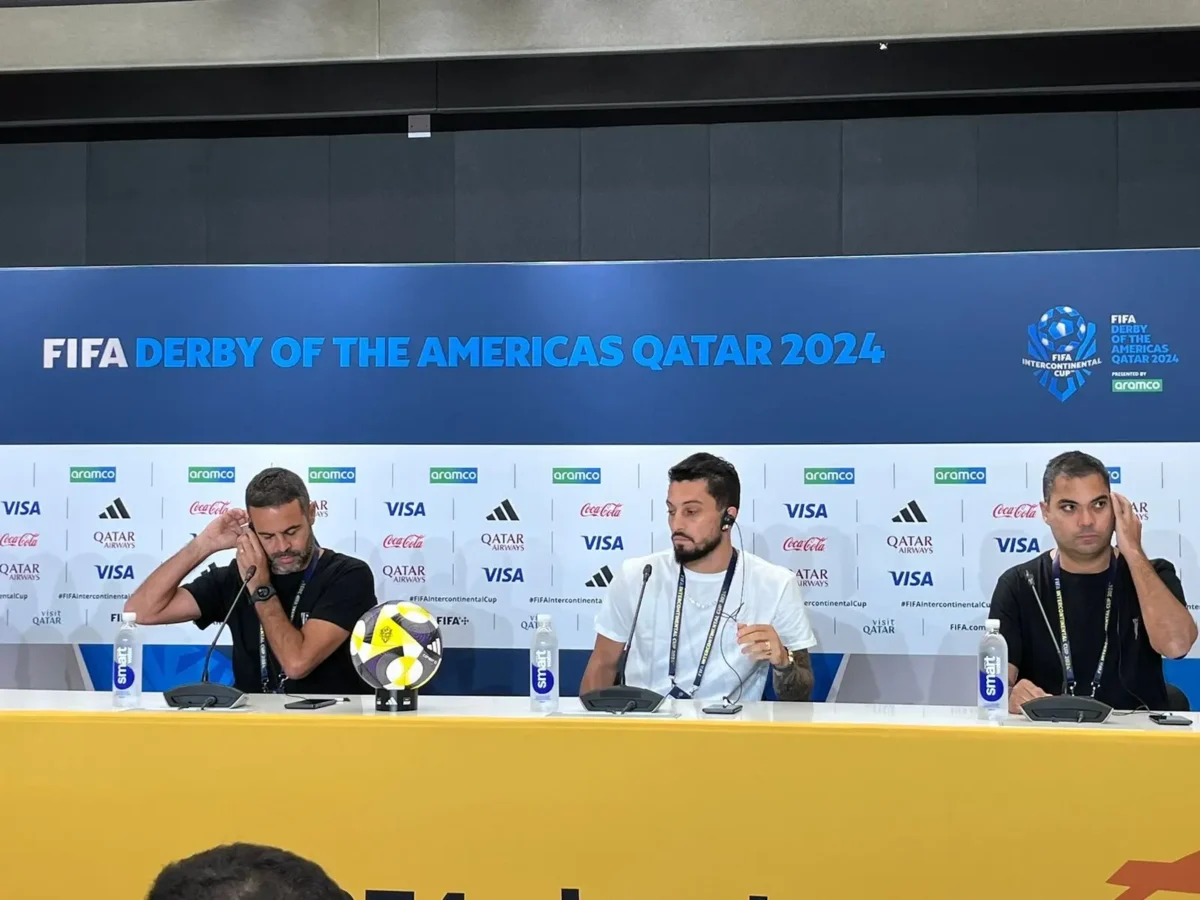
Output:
[594,549,817,704]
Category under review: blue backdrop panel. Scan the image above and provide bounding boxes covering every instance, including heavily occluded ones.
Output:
[0,252,1191,445]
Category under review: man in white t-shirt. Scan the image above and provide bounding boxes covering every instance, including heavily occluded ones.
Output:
[580,452,817,704]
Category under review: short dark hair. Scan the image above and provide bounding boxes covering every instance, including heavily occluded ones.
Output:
[146,843,348,900]
[245,467,310,511]
[1042,450,1110,501]
[667,452,741,512]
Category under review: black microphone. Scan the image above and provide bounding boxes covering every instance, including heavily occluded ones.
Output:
[615,564,652,686]
[1019,567,1112,723]
[1023,569,1067,695]
[164,563,257,709]
[580,562,665,714]
[201,564,256,683]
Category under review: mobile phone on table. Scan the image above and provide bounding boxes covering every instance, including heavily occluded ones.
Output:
[285,698,337,710]
[702,703,743,715]
[1149,713,1191,726]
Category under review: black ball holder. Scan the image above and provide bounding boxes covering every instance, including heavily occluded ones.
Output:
[376,687,418,712]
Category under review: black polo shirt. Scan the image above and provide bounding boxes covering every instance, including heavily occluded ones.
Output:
[989,550,1186,710]
[184,549,376,695]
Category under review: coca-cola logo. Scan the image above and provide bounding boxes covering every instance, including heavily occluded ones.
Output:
[0,532,38,548]
[190,501,232,516]
[382,534,424,550]
[581,503,622,518]
[993,503,1039,519]
[783,537,826,552]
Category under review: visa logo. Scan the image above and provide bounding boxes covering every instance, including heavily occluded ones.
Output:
[582,535,624,551]
[890,570,933,587]
[386,502,427,517]
[483,567,524,583]
[95,564,135,580]
[996,537,1041,553]
[1108,467,1122,484]
[1,501,40,516]
[785,503,828,519]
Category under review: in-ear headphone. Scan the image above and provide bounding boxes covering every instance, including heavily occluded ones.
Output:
[720,509,736,531]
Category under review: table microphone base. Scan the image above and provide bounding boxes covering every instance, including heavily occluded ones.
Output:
[163,682,247,709]
[1020,694,1112,723]
[376,687,418,712]
[579,685,665,714]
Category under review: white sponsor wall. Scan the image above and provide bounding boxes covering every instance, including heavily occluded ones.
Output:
[0,443,1196,669]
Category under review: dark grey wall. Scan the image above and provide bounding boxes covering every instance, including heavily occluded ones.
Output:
[2,108,1199,267]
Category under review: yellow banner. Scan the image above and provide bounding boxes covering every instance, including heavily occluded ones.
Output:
[0,710,1197,899]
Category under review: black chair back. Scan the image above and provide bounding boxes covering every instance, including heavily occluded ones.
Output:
[1165,682,1190,711]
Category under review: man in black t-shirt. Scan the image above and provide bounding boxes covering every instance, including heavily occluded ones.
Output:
[125,467,377,695]
[989,451,1196,712]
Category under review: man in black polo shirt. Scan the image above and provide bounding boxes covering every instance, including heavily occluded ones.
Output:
[126,467,376,695]
[989,450,1196,712]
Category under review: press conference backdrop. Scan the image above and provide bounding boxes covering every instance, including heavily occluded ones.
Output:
[0,251,1196,705]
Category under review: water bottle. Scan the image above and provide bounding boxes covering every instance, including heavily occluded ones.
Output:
[978,618,1008,720]
[113,611,142,709]
[530,614,559,713]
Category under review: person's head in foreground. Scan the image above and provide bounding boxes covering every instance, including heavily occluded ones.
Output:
[147,842,348,900]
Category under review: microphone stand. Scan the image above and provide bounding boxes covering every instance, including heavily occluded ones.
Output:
[164,564,257,709]
[581,564,665,714]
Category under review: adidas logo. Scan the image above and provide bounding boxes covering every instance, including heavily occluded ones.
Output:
[892,500,927,524]
[100,498,131,520]
[586,565,614,588]
[487,499,519,522]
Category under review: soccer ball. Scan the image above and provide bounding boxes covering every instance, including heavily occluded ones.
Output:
[349,602,443,690]
[1036,306,1089,355]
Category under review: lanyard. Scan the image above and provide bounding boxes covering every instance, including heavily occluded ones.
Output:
[667,549,738,699]
[1052,552,1116,698]
[259,549,321,694]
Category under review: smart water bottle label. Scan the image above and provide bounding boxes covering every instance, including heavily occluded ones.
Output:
[113,661,136,690]
[979,654,1004,702]
[531,651,555,696]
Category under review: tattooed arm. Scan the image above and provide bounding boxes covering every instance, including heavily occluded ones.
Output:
[772,649,815,701]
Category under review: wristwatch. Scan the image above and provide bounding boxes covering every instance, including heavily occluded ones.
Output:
[772,648,795,671]
[253,584,277,603]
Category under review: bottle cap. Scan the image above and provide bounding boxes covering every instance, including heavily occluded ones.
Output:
[122,611,137,624]
[537,614,552,626]
[985,618,1000,631]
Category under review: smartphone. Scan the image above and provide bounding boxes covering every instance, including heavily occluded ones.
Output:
[702,703,743,715]
[285,698,337,710]
[1149,713,1192,726]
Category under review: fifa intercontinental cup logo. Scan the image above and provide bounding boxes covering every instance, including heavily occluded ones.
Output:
[1023,305,1102,402]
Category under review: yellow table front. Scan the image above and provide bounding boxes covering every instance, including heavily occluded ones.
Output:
[0,707,1197,899]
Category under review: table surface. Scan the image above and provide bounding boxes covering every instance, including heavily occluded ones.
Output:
[0,689,1195,732]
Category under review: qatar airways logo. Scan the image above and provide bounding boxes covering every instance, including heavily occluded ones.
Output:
[0,533,38,548]
[581,503,622,518]
[994,503,1039,519]
[382,534,424,550]
[382,564,426,583]
[782,537,826,552]
[190,501,232,516]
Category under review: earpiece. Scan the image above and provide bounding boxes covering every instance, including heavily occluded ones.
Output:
[720,509,736,531]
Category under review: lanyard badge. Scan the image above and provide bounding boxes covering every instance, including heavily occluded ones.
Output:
[667,549,739,700]
[259,549,321,694]
[1051,553,1116,698]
